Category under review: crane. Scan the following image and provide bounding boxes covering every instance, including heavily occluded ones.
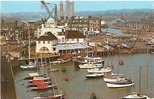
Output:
[40,0,53,23]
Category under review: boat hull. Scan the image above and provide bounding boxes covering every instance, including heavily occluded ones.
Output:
[122,93,152,99]
[106,82,134,88]
[79,64,96,69]
[87,67,112,73]
[86,74,104,78]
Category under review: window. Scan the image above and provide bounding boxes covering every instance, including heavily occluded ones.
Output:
[43,41,45,44]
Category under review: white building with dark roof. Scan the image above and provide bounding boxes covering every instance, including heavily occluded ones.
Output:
[36,33,58,54]
[35,18,89,56]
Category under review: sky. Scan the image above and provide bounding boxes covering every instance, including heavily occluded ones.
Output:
[1,0,154,13]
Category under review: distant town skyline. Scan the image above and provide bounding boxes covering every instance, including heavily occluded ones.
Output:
[1,1,154,14]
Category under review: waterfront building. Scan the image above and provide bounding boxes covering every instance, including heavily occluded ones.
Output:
[36,33,58,54]
[88,16,101,33]
[66,16,103,35]
[35,17,89,56]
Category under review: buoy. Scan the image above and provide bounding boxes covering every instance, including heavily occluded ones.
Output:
[119,60,124,65]
[64,77,69,81]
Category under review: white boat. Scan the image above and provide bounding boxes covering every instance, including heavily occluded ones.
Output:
[106,79,134,88]
[28,77,50,82]
[20,64,36,69]
[86,72,104,78]
[24,72,40,80]
[104,75,126,83]
[50,60,62,64]
[122,93,153,99]
[87,67,112,73]
[33,94,64,99]
[84,57,104,64]
[123,67,154,99]
[78,64,96,69]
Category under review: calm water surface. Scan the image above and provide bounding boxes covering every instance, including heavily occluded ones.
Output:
[15,54,154,99]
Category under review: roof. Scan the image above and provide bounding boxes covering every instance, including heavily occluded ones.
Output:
[102,28,125,37]
[65,30,85,39]
[56,43,89,50]
[37,34,57,41]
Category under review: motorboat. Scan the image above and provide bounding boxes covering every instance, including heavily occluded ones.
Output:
[106,78,134,88]
[122,93,153,99]
[86,72,104,78]
[78,64,96,69]
[87,67,112,73]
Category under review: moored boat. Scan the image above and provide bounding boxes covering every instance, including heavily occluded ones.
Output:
[30,84,57,91]
[104,74,126,83]
[27,82,52,88]
[24,72,40,80]
[86,72,104,78]
[33,94,64,99]
[28,77,50,82]
[20,64,36,70]
[122,93,152,99]
[78,64,96,69]
[106,79,134,88]
[87,67,112,73]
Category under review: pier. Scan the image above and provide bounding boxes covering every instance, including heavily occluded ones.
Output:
[1,55,17,99]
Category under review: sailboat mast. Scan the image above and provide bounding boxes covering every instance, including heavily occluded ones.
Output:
[139,66,142,94]
[28,23,31,65]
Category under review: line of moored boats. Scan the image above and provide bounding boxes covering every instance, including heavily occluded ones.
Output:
[75,56,153,99]
[23,72,64,99]
[20,55,153,99]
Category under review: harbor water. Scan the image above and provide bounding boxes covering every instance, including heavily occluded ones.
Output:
[15,54,154,99]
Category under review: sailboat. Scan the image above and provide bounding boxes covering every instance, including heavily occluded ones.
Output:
[122,66,153,99]
[20,22,36,70]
